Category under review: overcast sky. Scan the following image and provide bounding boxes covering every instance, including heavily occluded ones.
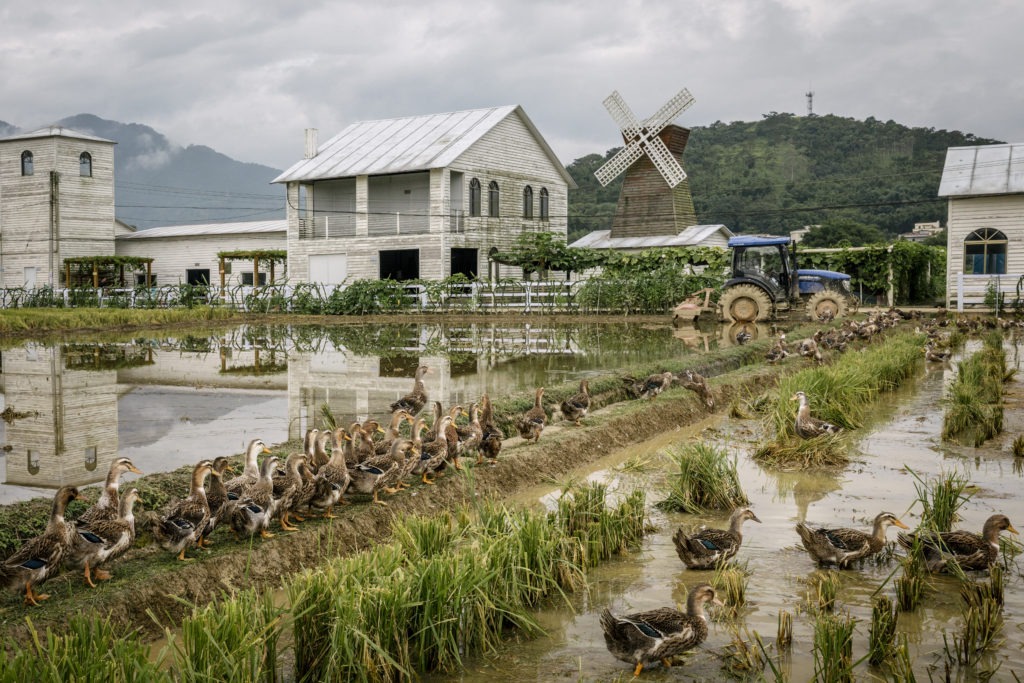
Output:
[3,0,1021,170]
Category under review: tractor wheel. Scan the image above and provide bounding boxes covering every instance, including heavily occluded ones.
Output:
[720,284,772,323]
[806,291,848,322]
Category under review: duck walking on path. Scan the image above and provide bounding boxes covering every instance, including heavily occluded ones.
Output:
[1,486,80,606]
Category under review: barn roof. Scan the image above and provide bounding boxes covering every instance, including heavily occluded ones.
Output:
[938,143,1024,198]
[116,219,286,240]
[273,105,574,186]
[569,224,733,249]
[0,126,115,144]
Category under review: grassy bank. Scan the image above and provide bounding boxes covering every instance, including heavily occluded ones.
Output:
[942,330,1007,446]
[0,306,242,336]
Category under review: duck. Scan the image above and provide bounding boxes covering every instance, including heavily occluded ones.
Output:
[199,456,236,547]
[302,428,321,467]
[273,453,308,532]
[797,338,823,364]
[348,439,418,505]
[67,488,140,588]
[351,423,378,465]
[672,508,761,570]
[229,456,279,539]
[517,387,546,443]
[600,583,722,677]
[454,403,483,465]
[792,391,842,438]
[422,401,445,443]
[390,365,431,416]
[478,394,503,465]
[735,328,753,345]
[150,460,214,561]
[560,379,591,426]
[225,439,273,496]
[924,343,951,363]
[795,511,909,568]
[414,415,454,484]
[308,429,333,472]
[897,514,1018,572]
[1,486,81,606]
[76,457,142,526]
[676,370,715,410]
[374,410,415,456]
[639,372,674,401]
[308,429,352,517]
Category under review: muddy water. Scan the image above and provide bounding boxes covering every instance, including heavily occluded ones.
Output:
[431,350,1024,681]
[0,321,724,503]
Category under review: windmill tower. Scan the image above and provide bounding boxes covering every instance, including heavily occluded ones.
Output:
[595,89,698,238]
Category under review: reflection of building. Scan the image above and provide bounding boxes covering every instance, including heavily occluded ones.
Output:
[1,346,118,488]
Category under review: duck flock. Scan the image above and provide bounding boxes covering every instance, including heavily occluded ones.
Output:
[1,310,1020,676]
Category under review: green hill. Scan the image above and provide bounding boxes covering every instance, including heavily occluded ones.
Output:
[567,113,1001,243]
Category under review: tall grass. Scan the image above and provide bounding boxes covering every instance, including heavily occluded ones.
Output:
[0,306,239,335]
[657,442,748,513]
[755,331,924,468]
[908,467,972,533]
[0,615,168,683]
[170,588,287,683]
[812,611,856,683]
[942,331,1006,445]
[805,570,841,613]
[868,595,898,666]
[712,561,751,619]
[553,483,647,566]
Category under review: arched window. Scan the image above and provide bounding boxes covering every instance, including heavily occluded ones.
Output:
[522,185,533,219]
[469,178,481,217]
[488,181,500,218]
[79,152,92,177]
[21,150,33,176]
[964,228,1007,275]
[539,188,549,221]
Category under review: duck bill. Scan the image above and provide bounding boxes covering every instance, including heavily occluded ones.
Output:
[751,513,763,524]
[262,446,272,454]
[712,597,725,607]
[893,519,910,530]
[790,394,799,401]
[1008,524,1019,535]
[128,465,143,475]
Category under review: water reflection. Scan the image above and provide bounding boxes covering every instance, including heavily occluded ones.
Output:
[0,321,723,502]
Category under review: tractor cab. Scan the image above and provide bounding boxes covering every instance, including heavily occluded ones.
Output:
[726,236,795,303]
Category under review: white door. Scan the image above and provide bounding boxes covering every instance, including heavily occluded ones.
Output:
[308,254,347,285]
[24,266,37,289]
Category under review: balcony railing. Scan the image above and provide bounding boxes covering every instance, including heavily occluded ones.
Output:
[298,214,357,239]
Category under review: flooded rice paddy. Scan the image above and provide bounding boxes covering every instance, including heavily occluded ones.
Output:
[426,338,1024,681]
[0,320,725,503]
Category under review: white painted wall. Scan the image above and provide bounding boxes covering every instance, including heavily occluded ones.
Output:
[115,231,286,286]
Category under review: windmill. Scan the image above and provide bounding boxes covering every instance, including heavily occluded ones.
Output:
[595,88,698,238]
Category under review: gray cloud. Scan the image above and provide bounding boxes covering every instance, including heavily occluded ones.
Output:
[2,0,1021,170]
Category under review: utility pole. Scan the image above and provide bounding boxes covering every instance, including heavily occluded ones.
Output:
[806,90,815,116]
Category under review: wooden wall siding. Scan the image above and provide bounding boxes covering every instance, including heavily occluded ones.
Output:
[2,347,118,488]
[367,172,430,235]
[115,232,286,286]
[610,125,697,239]
[286,110,569,283]
[945,194,1024,305]
[118,349,288,390]
[0,136,116,288]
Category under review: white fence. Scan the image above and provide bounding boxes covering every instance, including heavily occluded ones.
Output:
[951,272,1024,311]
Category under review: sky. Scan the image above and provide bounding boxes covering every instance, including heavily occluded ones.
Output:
[2,0,1022,170]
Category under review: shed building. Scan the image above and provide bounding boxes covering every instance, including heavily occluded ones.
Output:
[568,224,733,252]
[938,143,1024,308]
[115,220,287,286]
[273,105,575,285]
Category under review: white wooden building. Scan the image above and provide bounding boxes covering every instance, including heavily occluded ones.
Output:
[939,143,1024,309]
[0,127,117,288]
[115,220,287,286]
[273,105,575,285]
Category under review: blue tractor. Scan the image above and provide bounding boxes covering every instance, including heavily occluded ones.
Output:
[719,236,856,323]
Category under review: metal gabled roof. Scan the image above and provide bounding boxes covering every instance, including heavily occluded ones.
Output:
[938,143,1024,198]
[727,235,791,247]
[273,105,575,187]
[116,219,286,239]
[0,126,115,144]
[568,224,732,249]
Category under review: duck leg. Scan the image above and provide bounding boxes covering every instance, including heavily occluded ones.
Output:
[372,490,389,506]
[177,548,191,561]
[83,562,98,589]
[93,568,112,581]
[453,456,463,471]
[280,513,300,532]
[422,472,434,485]
[24,583,48,607]
[633,662,644,677]
[321,506,336,519]
[661,658,672,669]
[260,528,275,539]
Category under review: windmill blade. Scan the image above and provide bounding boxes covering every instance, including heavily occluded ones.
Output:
[594,143,645,187]
[603,90,641,139]
[644,88,695,135]
[643,135,688,188]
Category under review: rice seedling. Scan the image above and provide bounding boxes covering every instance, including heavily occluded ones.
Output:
[889,634,917,682]
[895,559,927,612]
[943,331,1006,445]
[812,610,856,683]
[0,614,169,683]
[711,561,751,619]
[1013,435,1024,458]
[950,594,1004,666]
[805,570,841,613]
[553,484,647,566]
[907,467,971,533]
[777,610,793,651]
[868,595,898,666]
[657,442,748,513]
[722,626,766,678]
[171,588,287,683]
[392,513,461,558]
[753,432,850,470]
[616,453,655,473]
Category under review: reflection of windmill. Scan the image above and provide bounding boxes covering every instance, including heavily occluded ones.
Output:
[595,89,698,238]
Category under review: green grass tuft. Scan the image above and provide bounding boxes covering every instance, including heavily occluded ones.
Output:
[657,442,748,513]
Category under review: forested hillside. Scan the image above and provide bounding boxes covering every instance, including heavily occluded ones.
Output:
[567,113,1001,242]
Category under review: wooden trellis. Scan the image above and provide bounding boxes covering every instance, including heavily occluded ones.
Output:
[63,256,154,288]
[216,249,287,297]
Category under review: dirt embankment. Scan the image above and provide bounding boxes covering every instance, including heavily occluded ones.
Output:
[0,359,788,647]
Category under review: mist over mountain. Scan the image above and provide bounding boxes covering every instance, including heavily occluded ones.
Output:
[2,114,284,230]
